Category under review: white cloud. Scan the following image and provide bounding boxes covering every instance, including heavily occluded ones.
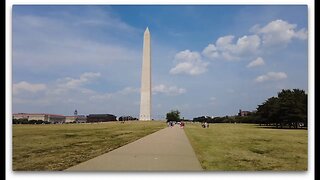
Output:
[14,73,136,104]
[255,72,287,82]
[73,15,137,33]
[170,50,208,75]
[13,74,140,115]
[36,72,101,98]
[252,19,307,46]
[13,81,47,95]
[60,72,101,89]
[89,93,112,101]
[14,38,140,69]
[202,44,219,59]
[202,35,260,61]
[247,57,265,68]
[153,84,186,96]
[89,86,139,101]
[294,28,308,40]
[174,49,202,62]
[216,35,235,49]
[235,35,261,55]
[49,72,101,96]
[118,87,140,95]
[202,19,306,62]
[13,10,140,72]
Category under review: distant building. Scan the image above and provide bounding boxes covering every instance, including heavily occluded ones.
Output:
[65,116,77,123]
[65,115,87,123]
[13,113,65,124]
[238,109,251,116]
[75,115,87,123]
[87,114,117,123]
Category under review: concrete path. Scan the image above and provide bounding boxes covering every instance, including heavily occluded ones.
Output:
[65,125,202,171]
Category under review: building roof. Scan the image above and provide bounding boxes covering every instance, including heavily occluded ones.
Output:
[87,114,116,117]
[13,113,65,117]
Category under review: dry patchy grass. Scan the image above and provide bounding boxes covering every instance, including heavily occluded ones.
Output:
[13,121,166,171]
[184,123,307,171]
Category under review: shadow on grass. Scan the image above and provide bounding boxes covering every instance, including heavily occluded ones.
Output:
[254,125,307,130]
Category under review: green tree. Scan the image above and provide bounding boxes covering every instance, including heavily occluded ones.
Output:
[166,110,180,122]
[256,89,307,128]
[277,89,307,128]
[257,97,280,126]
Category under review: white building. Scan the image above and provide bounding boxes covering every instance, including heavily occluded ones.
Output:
[65,115,87,123]
[65,116,77,123]
[13,113,66,124]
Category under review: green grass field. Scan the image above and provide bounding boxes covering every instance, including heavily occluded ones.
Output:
[12,121,166,171]
[184,123,307,171]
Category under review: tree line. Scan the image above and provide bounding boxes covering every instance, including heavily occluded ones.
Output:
[255,89,307,128]
[168,89,307,129]
[13,119,51,124]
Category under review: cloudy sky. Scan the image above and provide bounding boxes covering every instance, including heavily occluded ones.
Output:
[12,5,308,119]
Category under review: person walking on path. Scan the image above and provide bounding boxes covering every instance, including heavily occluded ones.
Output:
[180,121,185,128]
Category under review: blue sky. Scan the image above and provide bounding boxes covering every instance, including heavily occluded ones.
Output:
[12,5,308,119]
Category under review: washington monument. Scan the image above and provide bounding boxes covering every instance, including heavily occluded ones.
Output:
[139,27,152,121]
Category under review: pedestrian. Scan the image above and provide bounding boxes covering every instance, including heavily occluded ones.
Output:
[180,121,185,128]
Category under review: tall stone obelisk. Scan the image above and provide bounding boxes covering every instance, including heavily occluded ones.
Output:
[139,27,151,121]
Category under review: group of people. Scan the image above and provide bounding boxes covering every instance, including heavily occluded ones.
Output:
[202,122,209,128]
[167,121,185,128]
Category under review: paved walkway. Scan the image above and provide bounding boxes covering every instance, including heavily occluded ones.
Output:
[65,125,202,171]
